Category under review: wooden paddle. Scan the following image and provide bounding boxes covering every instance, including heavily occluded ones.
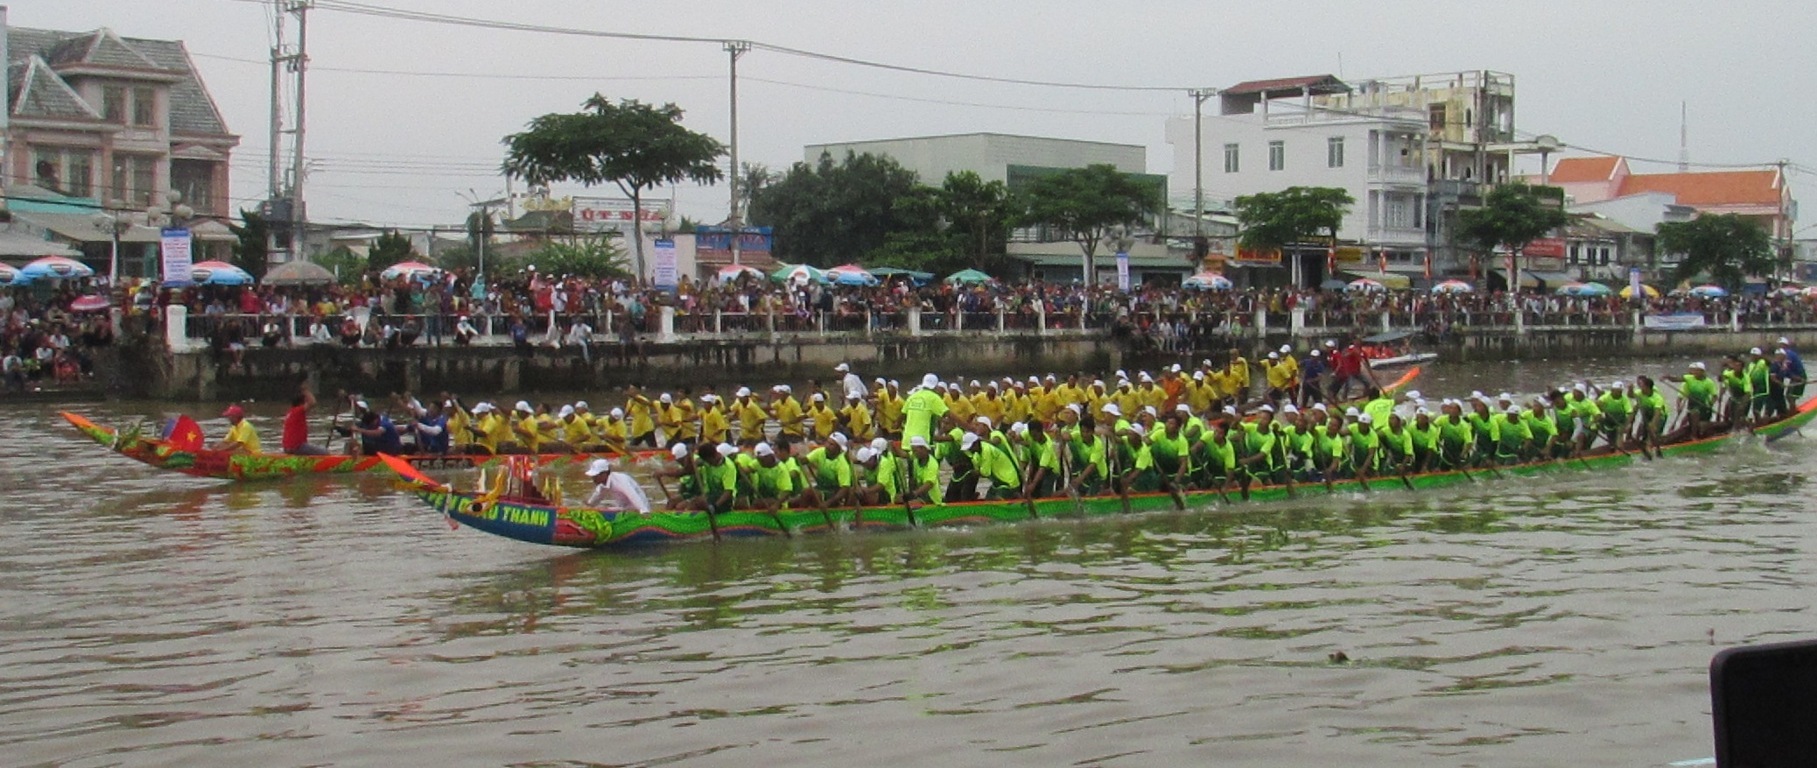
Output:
[897,451,920,528]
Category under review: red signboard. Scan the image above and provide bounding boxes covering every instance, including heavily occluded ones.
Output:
[1523,238,1566,258]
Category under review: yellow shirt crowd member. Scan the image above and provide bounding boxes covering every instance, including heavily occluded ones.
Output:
[1227,356,1251,398]
[806,398,838,439]
[446,407,471,447]
[560,410,593,445]
[225,418,261,454]
[1116,385,1144,417]
[626,392,657,440]
[594,411,628,452]
[473,407,509,453]
[875,389,904,435]
[973,391,1005,425]
[945,389,975,423]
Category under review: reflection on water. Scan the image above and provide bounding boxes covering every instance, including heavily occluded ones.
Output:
[5,361,1814,767]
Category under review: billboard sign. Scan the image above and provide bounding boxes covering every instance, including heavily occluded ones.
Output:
[572,197,671,231]
[160,227,193,284]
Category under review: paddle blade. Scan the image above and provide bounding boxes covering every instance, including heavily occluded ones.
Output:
[164,415,204,452]
[377,453,440,487]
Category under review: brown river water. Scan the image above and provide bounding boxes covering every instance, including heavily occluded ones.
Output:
[3,358,1812,767]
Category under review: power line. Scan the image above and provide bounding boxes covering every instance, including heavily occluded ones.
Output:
[292,0,1196,92]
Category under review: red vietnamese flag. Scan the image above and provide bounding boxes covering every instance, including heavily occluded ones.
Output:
[1423,249,1433,280]
[164,415,204,452]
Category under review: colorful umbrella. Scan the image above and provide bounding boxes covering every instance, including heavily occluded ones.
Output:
[945,268,993,285]
[1618,284,1659,299]
[715,264,764,281]
[16,256,94,283]
[0,263,17,284]
[69,294,112,313]
[1556,281,1612,297]
[379,261,441,281]
[1182,271,1233,291]
[263,260,336,286]
[771,263,827,284]
[825,263,879,286]
[1430,279,1474,294]
[1689,285,1729,299]
[189,260,255,286]
[1346,278,1386,293]
[1802,286,1817,299]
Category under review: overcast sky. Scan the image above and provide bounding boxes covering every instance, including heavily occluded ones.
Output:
[26,1,1817,230]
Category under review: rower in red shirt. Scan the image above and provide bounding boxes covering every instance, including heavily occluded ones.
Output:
[282,385,329,455]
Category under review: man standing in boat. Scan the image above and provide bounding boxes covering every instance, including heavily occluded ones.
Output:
[584,458,651,514]
[281,385,328,456]
[902,374,949,445]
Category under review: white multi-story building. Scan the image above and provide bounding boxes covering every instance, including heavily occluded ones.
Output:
[1166,75,1428,286]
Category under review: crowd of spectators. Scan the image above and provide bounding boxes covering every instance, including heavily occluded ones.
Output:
[0,287,115,393]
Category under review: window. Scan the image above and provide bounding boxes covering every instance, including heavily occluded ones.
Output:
[1327,137,1345,168]
[171,159,216,211]
[1268,140,1284,171]
[132,87,156,127]
[102,85,126,123]
[111,154,157,206]
[30,147,95,198]
[1223,143,1239,173]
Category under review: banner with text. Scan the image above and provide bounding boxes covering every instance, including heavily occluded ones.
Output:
[572,197,672,232]
[696,226,774,263]
[160,227,193,285]
[1232,247,1281,266]
[652,239,679,291]
[1643,313,1707,331]
[1115,251,1131,291]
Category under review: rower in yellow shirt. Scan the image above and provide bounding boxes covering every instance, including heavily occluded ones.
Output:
[944,384,975,423]
[466,402,508,454]
[841,393,874,441]
[623,385,658,447]
[593,407,629,454]
[731,387,769,442]
[214,404,261,454]
[698,393,730,445]
[772,385,806,439]
[973,384,1006,425]
[806,393,839,439]
[557,405,593,450]
[874,383,904,437]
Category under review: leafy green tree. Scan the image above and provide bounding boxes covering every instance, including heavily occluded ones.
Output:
[1458,182,1570,289]
[226,208,270,282]
[747,151,925,266]
[932,171,1014,270]
[436,243,478,273]
[315,246,367,286]
[1017,164,1162,285]
[1656,213,1780,291]
[367,230,416,274]
[502,95,726,279]
[522,238,630,279]
[1232,186,1355,264]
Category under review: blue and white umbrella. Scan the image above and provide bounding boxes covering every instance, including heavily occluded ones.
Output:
[825,263,879,286]
[1689,284,1728,299]
[1182,271,1233,291]
[190,260,255,286]
[16,256,94,283]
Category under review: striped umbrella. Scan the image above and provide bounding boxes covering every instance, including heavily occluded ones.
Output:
[1430,279,1474,294]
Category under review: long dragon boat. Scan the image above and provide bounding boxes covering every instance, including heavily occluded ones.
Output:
[384,397,1817,550]
[59,412,659,481]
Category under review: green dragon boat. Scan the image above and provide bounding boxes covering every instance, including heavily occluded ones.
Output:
[383,397,1817,550]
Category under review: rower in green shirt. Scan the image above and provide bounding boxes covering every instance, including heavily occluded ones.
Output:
[1668,361,1719,438]
[1148,415,1193,492]
[963,431,1023,499]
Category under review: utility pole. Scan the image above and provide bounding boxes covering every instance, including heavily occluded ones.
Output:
[1778,159,1790,281]
[289,1,311,259]
[725,40,750,266]
[1188,88,1214,274]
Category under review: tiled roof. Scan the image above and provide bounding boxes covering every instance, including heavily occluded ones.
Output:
[1222,75,1349,97]
[5,26,231,136]
[1547,156,1623,184]
[1619,170,1782,207]
[9,56,102,121]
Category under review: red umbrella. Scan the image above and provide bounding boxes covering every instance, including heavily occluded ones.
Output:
[70,295,112,313]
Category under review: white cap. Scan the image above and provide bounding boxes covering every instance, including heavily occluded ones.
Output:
[974,415,993,428]
[909,436,929,448]
[1416,407,1431,417]
[1201,359,1213,367]
[1126,423,1147,437]
[1571,383,1586,393]
[970,379,981,388]
[1470,390,1485,400]
[1101,404,1121,416]
[559,405,575,418]
[835,363,850,372]
[585,458,612,477]
[716,443,739,457]
[872,437,889,453]
[1140,406,1156,417]
[1009,422,1029,435]
[779,385,792,393]
[659,393,673,404]
[1176,403,1192,413]
[890,379,900,387]
[1498,392,1513,401]
[1280,345,1292,354]
[609,407,624,418]
[1192,371,1205,380]
[1115,369,1127,379]
[1282,404,1299,414]
[829,432,848,447]
[922,373,940,388]
[845,392,859,401]
[1310,350,1321,357]
[736,387,752,397]
[472,402,495,414]
[772,384,785,392]
[670,443,690,459]
[1222,406,1238,416]
[1065,403,1083,414]
[515,400,533,414]
[988,381,1000,390]
[575,400,589,410]
[812,393,825,402]
[1358,413,1374,424]
[354,399,370,410]
[1309,403,1328,412]
[1609,381,1626,389]
[1257,404,1275,413]
[1778,337,1791,346]
[1119,380,1132,389]
[1345,407,1360,417]
[875,377,887,385]
[1403,390,1421,400]
[1267,352,1279,360]
[1139,373,1154,383]
[701,394,718,403]
[1690,361,1707,370]
[853,447,875,463]
[1508,406,1523,415]
[1324,339,1337,347]
[1029,376,1041,385]
[754,443,775,457]
[1751,347,1764,356]
[960,433,980,449]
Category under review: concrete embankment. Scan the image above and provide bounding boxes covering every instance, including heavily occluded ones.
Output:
[122,323,1817,402]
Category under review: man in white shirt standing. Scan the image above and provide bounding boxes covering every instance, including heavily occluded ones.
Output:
[584,458,651,514]
[836,362,867,402]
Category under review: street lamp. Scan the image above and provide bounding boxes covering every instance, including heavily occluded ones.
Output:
[91,197,130,285]
[1534,134,1561,186]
